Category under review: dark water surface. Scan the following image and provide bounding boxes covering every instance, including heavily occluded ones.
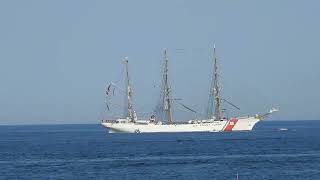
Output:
[1,121,320,179]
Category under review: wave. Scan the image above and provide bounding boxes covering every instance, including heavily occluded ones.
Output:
[1,151,320,165]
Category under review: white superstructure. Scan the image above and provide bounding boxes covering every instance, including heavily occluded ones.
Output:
[101,47,278,133]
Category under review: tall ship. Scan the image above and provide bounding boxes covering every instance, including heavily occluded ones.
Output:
[101,46,278,133]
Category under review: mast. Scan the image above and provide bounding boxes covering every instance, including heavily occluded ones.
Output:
[207,44,223,120]
[124,57,135,122]
[163,50,173,124]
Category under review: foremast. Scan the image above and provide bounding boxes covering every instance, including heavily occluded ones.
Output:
[163,50,174,124]
[124,57,136,122]
[207,44,223,120]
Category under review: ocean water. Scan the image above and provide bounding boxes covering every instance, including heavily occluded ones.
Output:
[0,121,320,180]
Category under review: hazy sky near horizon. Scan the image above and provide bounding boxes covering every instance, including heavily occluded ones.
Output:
[0,0,319,125]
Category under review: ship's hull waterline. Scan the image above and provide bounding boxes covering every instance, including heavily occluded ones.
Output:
[101,117,260,133]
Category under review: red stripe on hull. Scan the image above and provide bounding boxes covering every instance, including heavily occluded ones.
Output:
[224,118,238,131]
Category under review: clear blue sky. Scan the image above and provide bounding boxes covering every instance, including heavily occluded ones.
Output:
[0,0,319,125]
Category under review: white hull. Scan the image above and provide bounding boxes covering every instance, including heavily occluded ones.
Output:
[231,117,261,131]
[101,117,260,133]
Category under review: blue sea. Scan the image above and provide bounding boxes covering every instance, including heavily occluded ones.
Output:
[1,121,320,180]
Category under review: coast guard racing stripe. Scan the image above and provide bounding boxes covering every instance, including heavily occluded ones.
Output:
[224,118,238,131]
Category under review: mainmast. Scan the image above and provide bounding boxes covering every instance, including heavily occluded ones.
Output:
[124,57,136,122]
[207,45,223,120]
[163,50,174,124]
